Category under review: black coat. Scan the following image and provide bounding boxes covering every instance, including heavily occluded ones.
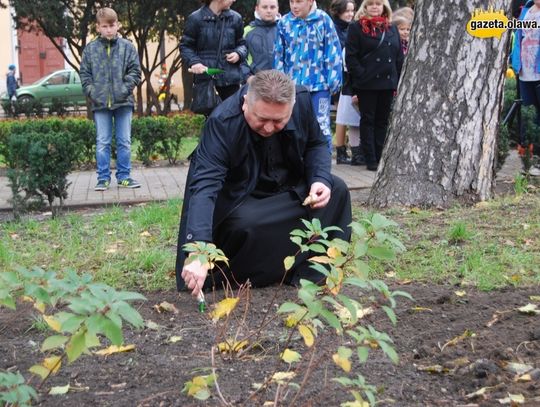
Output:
[244,18,277,74]
[175,85,332,287]
[345,22,403,91]
[180,6,247,87]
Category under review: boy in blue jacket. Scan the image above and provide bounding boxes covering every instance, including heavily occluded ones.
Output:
[80,7,141,191]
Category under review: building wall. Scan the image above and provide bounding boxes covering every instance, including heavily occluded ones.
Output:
[0,6,17,95]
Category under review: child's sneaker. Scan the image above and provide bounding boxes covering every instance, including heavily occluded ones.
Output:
[118,178,141,188]
[94,180,110,191]
[528,166,540,177]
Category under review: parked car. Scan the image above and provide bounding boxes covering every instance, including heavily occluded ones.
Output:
[15,69,86,106]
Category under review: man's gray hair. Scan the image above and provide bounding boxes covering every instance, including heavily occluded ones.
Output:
[247,70,296,105]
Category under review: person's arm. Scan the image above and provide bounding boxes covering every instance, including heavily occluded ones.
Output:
[345,23,366,85]
[180,12,205,72]
[79,46,93,97]
[273,20,286,71]
[230,16,248,63]
[124,43,141,93]
[322,14,343,95]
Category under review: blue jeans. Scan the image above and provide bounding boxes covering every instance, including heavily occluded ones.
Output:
[94,106,133,182]
[310,90,332,154]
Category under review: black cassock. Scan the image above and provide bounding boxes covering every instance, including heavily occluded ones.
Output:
[175,86,352,291]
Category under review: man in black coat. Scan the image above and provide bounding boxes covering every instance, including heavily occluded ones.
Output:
[176,70,352,297]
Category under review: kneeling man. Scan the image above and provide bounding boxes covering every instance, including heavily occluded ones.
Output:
[176,70,351,297]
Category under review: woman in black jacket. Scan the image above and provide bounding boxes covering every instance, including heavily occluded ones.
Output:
[180,0,248,101]
[345,0,403,171]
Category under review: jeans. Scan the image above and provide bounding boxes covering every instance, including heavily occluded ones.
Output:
[94,106,133,182]
[310,90,332,154]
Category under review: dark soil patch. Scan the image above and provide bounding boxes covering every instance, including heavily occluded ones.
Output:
[2,284,540,406]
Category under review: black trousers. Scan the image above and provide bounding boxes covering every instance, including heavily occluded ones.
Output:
[356,89,394,165]
[204,175,352,290]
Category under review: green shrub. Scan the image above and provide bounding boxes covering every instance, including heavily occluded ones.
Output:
[62,118,96,165]
[6,130,78,217]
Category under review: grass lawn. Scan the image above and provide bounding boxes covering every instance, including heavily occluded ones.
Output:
[1,194,539,292]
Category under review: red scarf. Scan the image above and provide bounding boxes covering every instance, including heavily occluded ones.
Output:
[359,16,389,37]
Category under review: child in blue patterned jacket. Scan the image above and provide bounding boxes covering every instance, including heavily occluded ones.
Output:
[274,0,343,153]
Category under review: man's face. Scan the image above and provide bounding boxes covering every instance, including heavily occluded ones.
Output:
[97,20,119,40]
[256,0,279,22]
[290,0,314,19]
[242,96,293,138]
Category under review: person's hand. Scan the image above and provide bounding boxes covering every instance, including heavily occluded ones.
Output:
[351,95,358,104]
[181,256,209,297]
[188,63,208,75]
[225,52,240,64]
[306,182,331,209]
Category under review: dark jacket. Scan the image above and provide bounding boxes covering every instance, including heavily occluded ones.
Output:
[6,72,17,98]
[332,16,349,50]
[180,6,247,87]
[345,22,403,91]
[244,18,278,75]
[80,36,141,111]
[175,85,331,284]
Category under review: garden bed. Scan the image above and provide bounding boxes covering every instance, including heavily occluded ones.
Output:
[2,284,539,406]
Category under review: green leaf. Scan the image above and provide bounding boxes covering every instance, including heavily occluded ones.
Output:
[101,317,123,345]
[277,302,304,314]
[116,301,144,329]
[367,246,396,260]
[378,340,399,364]
[337,295,359,326]
[382,305,397,325]
[344,277,369,290]
[392,290,413,300]
[319,308,342,332]
[0,295,16,310]
[371,213,397,229]
[115,291,146,302]
[84,331,101,349]
[49,384,70,395]
[354,241,368,258]
[61,315,85,333]
[357,346,369,363]
[308,243,327,254]
[41,335,69,352]
[28,365,50,380]
[66,329,87,363]
[193,389,211,400]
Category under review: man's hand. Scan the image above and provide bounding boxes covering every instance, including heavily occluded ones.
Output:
[307,182,331,209]
[181,256,209,297]
[188,63,208,75]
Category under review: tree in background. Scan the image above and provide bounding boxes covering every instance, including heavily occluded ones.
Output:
[368,0,510,207]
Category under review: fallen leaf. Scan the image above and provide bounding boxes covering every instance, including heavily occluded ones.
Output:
[522,223,530,230]
[332,347,352,372]
[409,306,433,313]
[398,279,413,285]
[94,344,135,356]
[217,340,248,353]
[271,371,296,384]
[516,373,532,382]
[153,301,179,314]
[454,290,467,297]
[297,324,315,347]
[441,330,475,351]
[409,207,421,213]
[517,303,540,315]
[281,349,301,364]
[145,320,160,330]
[503,239,515,247]
[465,386,495,399]
[49,384,70,395]
[497,393,525,404]
[486,312,501,327]
[210,297,239,321]
[169,336,182,343]
[530,296,540,302]
[504,362,533,375]
[416,364,450,374]
[139,230,152,237]
[29,356,62,379]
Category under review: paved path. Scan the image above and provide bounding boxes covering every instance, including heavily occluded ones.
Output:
[0,151,522,211]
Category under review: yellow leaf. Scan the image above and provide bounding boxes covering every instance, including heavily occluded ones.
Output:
[517,373,532,382]
[327,247,341,258]
[497,393,525,404]
[271,371,296,384]
[283,256,295,271]
[43,356,62,375]
[94,344,135,356]
[454,290,467,297]
[310,256,332,264]
[441,330,475,351]
[43,315,62,333]
[342,401,370,407]
[281,349,301,364]
[284,314,299,328]
[153,301,179,314]
[187,376,208,397]
[297,324,314,347]
[326,268,344,295]
[33,301,46,313]
[332,353,351,372]
[517,303,540,315]
[409,306,433,313]
[529,296,540,302]
[210,297,239,321]
[169,336,182,343]
[49,384,70,395]
[217,340,248,353]
[139,230,152,237]
[416,364,450,374]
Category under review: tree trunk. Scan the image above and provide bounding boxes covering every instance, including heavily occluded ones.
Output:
[368,0,510,208]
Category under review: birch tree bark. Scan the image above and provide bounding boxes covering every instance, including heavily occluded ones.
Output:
[368,0,510,208]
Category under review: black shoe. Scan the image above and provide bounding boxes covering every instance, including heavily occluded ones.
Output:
[366,163,378,171]
[350,146,366,166]
[94,179,110,191]
[336,146,351,164]
[118,178,141,188]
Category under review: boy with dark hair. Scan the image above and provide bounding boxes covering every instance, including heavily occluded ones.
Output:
[80,7,142,191]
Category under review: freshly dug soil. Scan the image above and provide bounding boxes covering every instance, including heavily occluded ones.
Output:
[2,284,540,406]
